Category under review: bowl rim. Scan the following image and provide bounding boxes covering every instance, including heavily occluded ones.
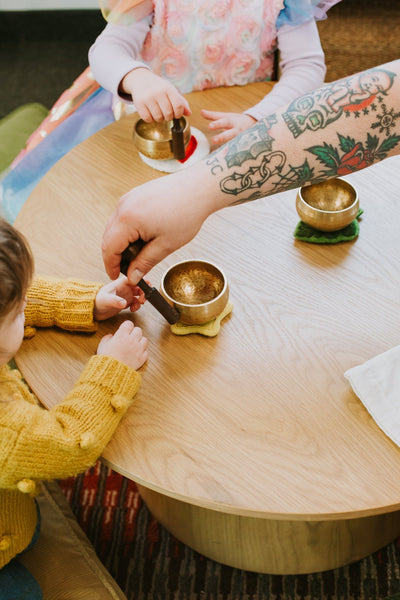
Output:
[134,115,189,143]
[297,178,359,215]
[160,258,228,308]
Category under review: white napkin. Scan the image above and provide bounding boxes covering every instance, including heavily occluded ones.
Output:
[344,345,400,447]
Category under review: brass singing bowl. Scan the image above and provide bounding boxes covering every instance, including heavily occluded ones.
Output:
[160,260,229,325]
[296,178,359,232]
[133,117,191,160]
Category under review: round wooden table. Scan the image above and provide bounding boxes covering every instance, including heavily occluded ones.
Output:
[15,82,400,574]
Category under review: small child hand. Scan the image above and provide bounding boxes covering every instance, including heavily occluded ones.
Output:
[201,109,257,146]
[97,320,148,371]
[94,274,145,321]
[121,67,191,122]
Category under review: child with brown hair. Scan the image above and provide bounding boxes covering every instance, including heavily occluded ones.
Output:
[0,217,148,599]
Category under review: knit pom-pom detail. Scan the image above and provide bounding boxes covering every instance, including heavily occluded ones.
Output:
[23,326,36,339]
[79,432,96,449]
[17,478,36,494]
[110,394,129,412]
[0,536,11,551]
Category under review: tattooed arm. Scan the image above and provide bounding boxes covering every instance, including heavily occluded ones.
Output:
[102,60,400,283]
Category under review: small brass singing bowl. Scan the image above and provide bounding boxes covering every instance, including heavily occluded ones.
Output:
[133,117,191,160]
[296,178,359,232]
[160,260,229,325]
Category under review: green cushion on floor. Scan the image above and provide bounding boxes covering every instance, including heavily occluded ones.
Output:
[0,103,48,172]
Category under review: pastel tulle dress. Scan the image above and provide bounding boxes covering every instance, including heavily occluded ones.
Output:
[139,0,285,93]
[0,0,339,223]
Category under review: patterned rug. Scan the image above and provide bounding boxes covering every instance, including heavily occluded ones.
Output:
[59,461,400,600]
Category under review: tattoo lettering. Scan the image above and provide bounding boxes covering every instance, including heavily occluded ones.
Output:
[206,153,224,175]
[282,68,395,137]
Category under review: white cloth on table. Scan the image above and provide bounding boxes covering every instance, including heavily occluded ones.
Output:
[344,344,400,447]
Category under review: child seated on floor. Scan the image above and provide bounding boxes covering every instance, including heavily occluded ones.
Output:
[0,217,148,599]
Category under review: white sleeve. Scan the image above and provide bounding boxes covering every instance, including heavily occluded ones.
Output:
[88,15,152,101]
[245,19,327,121]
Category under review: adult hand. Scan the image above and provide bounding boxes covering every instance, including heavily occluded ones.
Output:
[121,67,192,122]
[201,109,256,145]
[102,166,215,284]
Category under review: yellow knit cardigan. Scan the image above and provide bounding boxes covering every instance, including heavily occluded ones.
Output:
[0,276,141,569]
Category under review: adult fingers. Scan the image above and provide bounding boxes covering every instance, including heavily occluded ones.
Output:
[102,211,139,280]
[125,238,171,285]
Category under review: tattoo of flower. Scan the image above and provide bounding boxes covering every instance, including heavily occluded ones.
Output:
[307,132,400,176]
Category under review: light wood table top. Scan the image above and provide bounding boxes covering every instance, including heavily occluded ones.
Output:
[14,82,400,573]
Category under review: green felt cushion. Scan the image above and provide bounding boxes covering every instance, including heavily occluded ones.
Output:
[294,209,363,244]
[0,103,48,173]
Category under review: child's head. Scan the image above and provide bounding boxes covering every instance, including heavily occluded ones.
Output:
[0,218,33,364]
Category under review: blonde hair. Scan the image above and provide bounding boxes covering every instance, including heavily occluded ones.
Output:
[0,218,34,322]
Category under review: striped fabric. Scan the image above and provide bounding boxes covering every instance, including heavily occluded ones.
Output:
[60,461,400,600]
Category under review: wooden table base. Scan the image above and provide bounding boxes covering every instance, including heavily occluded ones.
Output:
[138,484,400,574]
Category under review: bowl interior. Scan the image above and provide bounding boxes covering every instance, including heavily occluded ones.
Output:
[301,179,357,213]
[134,117,187,145]
[163,261,226,306]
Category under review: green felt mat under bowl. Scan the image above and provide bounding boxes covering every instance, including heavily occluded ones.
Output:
[294,209,363,244]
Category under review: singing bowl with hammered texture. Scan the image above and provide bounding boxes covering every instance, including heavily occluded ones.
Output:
[133,117,191,160]
[296,178,359,232]
[160,260,229,325]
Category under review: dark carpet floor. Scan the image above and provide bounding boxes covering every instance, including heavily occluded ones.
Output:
[59,461,400,600]
[0,10,104,119]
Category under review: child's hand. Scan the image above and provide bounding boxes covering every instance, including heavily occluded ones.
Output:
[97,320,148,370]
[121,67,192,122]
[201,109,257,146]
[94,274,145,321]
